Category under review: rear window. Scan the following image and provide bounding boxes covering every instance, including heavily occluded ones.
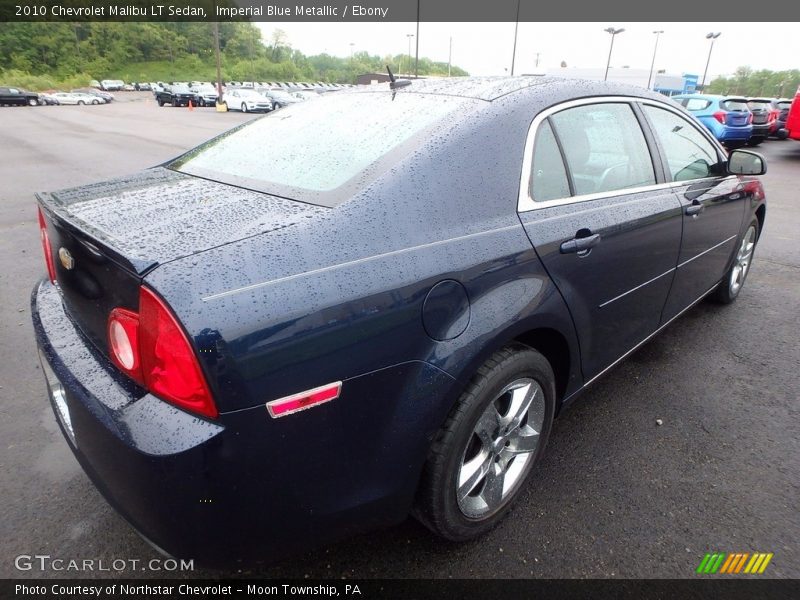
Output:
[747,101,770,111]
[684,98,711,111]
[777,101,792,110]
[721,99,749,112]
[170,92,476,207]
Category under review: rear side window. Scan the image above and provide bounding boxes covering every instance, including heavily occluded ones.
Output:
[550,103,655,196]
[530,120,571,202]
[721,99,749,112]
[643,105,720,182]
[685,98,711,111]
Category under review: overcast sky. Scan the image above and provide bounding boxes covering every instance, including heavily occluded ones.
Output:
[257,22,799,80]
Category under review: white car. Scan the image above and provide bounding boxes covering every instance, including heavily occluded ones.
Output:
[51,92,105,105]
[221,89,273,113]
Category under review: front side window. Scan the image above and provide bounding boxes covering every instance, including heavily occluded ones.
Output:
[530,120,571,202]
[550,103,656,196]
[643,105,720,182]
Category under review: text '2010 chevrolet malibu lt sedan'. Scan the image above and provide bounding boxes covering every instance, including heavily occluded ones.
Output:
[32,77,766,565]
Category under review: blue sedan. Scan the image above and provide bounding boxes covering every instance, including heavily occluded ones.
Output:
[33,77,766,565]
[672,93,753,148]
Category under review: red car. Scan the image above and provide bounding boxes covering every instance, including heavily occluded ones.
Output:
[785,87,800,140]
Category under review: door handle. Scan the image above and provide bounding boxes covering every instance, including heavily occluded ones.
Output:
[685,202,705,216]
[560,233,601,254]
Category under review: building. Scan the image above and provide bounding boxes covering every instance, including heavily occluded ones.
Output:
[544,67,698,96]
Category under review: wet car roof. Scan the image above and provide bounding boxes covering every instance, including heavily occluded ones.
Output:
[349,76,659,102]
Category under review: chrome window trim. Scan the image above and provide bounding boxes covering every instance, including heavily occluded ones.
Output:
[517,95,730,213]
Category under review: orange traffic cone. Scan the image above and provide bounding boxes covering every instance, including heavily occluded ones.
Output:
[188,100,194,111]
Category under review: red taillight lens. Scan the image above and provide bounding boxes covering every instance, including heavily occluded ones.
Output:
[138,287,217,418]
[37,207,56,284]
[747,113,753,124]
[107,287,217,419]
[712,111,727,124]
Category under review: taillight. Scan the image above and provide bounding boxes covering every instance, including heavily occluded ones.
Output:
[768,110,778,122]
[37,207,56,284]
[747,113,753,124]
[107,286,217,419]
[713,111,727,124]
[108,308,143,383]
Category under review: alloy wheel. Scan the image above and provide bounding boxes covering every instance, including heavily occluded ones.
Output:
[730,225,756,296]
[456,378,545,519]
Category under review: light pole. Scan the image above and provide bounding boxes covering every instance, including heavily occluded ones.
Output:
[647,30,664,90]
[349,42,354,60]
[701,32,721,91]
[511,0,521,75]
[406,34,414,75]
[603,27,625,81]
[448,36,452,77]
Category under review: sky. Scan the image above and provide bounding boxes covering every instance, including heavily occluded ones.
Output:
[257,22,800,80]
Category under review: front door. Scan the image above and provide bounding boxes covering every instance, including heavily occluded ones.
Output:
[639,104,747,321]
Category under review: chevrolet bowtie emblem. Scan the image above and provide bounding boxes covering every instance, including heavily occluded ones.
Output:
[58,247,75,270]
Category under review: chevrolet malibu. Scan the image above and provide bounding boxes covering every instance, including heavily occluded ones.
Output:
[32,77,766,564]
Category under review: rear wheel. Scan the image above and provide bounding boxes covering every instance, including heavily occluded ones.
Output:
[746,137,764,147]
[157,98,164,107]
[712,219,759,304]
[28,98,39,106]
[241,103,248,113]
[77,100,85,106]
[414,345,555,541]
[91,99,99,105]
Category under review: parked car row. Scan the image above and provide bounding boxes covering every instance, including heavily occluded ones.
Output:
[153,80,331,112]
[0,86,113,107]
[672,93,795,148]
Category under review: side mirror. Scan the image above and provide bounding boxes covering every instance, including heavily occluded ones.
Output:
[727,149,766,176]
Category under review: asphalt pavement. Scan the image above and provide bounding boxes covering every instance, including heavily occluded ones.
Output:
[0,93,797,579]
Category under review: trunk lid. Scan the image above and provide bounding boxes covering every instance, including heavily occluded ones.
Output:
[720,98,751,127]
[38,167,325,353]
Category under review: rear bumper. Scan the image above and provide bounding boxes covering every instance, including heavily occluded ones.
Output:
[750,124,770,138]
[718,126,752,141]
[32,280,455,564]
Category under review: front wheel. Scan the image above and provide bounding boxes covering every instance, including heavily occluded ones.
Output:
[77,100,85,105]
[711,219,759,304]
[241,103,248,113]
[414,345,555,541]
[28,98,39,106]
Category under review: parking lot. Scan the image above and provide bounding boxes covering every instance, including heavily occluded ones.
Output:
[0,93,798,579]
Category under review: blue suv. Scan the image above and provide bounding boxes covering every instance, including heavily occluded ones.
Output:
[672,94,753,148]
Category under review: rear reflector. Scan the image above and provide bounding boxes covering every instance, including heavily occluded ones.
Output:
[266,382,342,418]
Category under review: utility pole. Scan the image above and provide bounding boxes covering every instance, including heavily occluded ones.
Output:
[406,34,414,75]
[534,52,540,68]
[213,19,223,102]
[448,36,452,77]
[414,0,420,77]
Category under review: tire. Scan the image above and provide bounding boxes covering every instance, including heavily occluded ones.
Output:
[241,103,248,113]
[746,137,764,147]
[91,99,99,105]
[77,100,85,106]
[157,98,164,107]
[711,219,759,304]
[414,344,556,541]
[28,98,39,106]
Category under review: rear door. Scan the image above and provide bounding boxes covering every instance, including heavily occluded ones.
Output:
[518,99,683,381]
[640,103,747,321]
